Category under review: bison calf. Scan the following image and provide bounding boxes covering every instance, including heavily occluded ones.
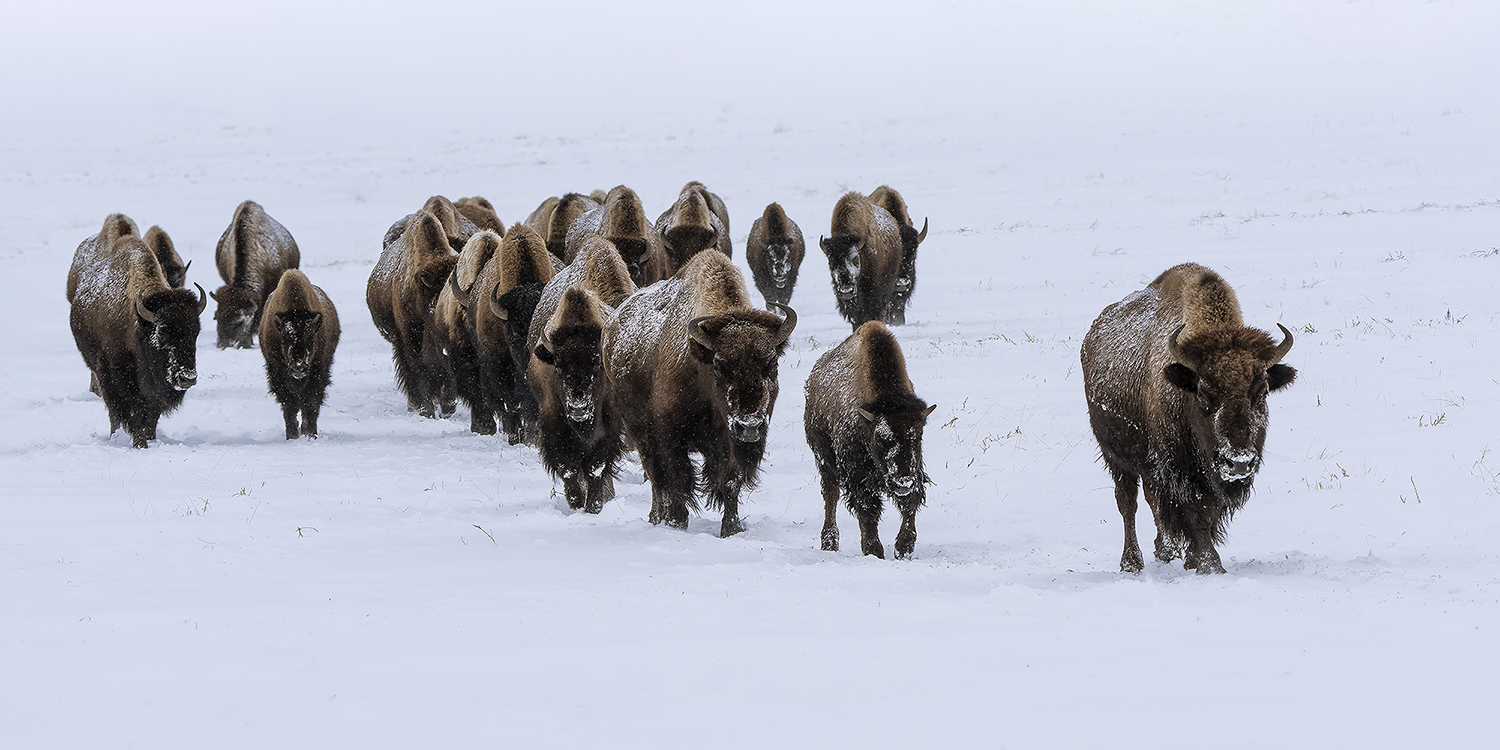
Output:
[805,321,935,559]
[260,269,340,439]
[1082,263,1296,574]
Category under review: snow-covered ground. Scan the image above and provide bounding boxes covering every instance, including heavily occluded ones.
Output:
[3,1,1498,746]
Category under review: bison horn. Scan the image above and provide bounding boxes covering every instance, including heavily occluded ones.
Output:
[489,283,508,320]
[182,259,192,274]
[688,316,716,352]
[916,218,928,244]
[858,408,876,423]
[1166,324,1193,369]
[135,295,156,324]
[1264,323,1294,365]
[194,283,207,314]
[768,302,797,345]
[449,266,471,308]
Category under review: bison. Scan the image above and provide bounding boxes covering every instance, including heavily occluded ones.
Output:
[1081,263,1297,575]
[525,239,635,512]
[603,251,796,536]
[144,225,190,289]
[745,202,805,309]
[69,219,206,448]
[210,199,301,349]
[476,224,557,444]
[565,185,666,288]
[866,185,927,325]
[259,269,340,439]
[819,192,906,330]
[654,181,732,275]
[806,321,935,559]
[367,209,459,418]
[434,230,504,434]
[455,196,505,235]
[523,192,602,265]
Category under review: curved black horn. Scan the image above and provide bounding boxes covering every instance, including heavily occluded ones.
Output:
[135,295,156,324]
[449,266,471,308]
[194,283,207,314]
[915,217,928,244]
[489,283,508,320]
[687,315,715,352]
[768,302,797,345]
[1265,323,1294,365]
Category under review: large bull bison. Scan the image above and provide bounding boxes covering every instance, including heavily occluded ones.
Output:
[478,224,557,443]
[69,218,206,448]
[526,238,635,513]
[806,321,935,559]
[211,200,301,349]
[745,202,805,309]
[367,209,459,418]
[434,229,503,434]
[603,251,796,536]
[1082,263,1297,574]
[523,192,601,264]
[655,181,732,275]
[866,185,927,325]
[381,194,484,255]
[819,192,907,330]
[565,185,666,288]
[259,269,340,439]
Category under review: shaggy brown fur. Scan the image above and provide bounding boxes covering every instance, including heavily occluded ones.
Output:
[455,196,505,235]
[820,192,904,330]
[524,192,602,263]
[473,223,556,443]
[70,229,205,448]
[565,185,666,288]
[366,210,459,418]
[1082,262,1297,575]
[259,269,340,439]
[865,185,927,326]
[211,200,301,349]
[655,182,730,275]
[603,251,797,536]
[527,235,638,360]
[434,230,504,434]
[144,225,189,289]
[380,195,484,256]
[746,202,805,309]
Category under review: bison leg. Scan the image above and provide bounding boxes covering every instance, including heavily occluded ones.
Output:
[281,403,300,440]
[1112,470,1144,573]
[469,406,497,435]
[562,471,586,511]
[847,488,885,559]
[1140,479,1181,563]
[583,473,613,515]
[301,402,320,438]
[1183,525,1226,575]
[893,493,920,560]
[813,454,841,552]
[642,435,693,530]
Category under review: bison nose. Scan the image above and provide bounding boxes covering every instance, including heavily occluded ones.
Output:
[565,400,593,423]
[729,414,765,443]
[172,370,198,390]
[1219,449,1257,481]
[289,364,309,380]
[889,474,918,496]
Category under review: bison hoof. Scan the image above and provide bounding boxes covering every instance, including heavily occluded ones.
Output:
[861,541,886,559]
[821,528,839,552]
[720,516,745,538]
[1120,553,1144,574]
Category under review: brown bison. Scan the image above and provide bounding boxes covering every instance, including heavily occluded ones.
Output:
[455,196,505,235]
[603,251,796,536]
[144,225,190,289]
[380,195,485,257]
[477,224,557,443]
[1082,263,1297,575]
[367,210,459,418]
[805,321,935,559]
[819,192,906,330]
[259,269,340,439]
[523,192,602,264]
[211,200,301,349]
[526,239,635,512]
[565,185,666,288]
[654,181,732,275]
[69,219,206,448]
[866,185,927,325]
[434,230,504,434]
[745,202,805,309]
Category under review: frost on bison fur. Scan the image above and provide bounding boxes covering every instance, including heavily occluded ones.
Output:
[1081,262,1297,575]
[745,202,805,309]
[523,192,601,265]
[565,185,666,288]
[866,185,927,326]
[805,321,934,559]
[144,224,190,290]
[654,181,732,276]
[69,220,206,448]
[434,230,503,434]
[819,192,905,331]
[259,269,340,439]
[366,210,459,418]
[603,251,796,536]
[211,199,301,349]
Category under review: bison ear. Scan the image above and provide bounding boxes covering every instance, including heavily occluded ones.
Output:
[533,341,556,366]
[1268,363,1297,392]
[1163,362,1198,393]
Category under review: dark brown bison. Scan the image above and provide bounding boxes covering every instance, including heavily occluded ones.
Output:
[745,202,805,309]
[144,225,190,289]
[526,240,635,512]
[259,269,340,439]
[476,224,557,444]
[819,192,906,330]
[654,181,732,275]
[523,192,601,264]
[565,185,666,288]
[1082,263,1297,575]
[211,200,301,349]
[603,251,796,536]
[434,229,504,434]
[69,221,206,448]
[367,210,459,418]
[806,321,935,559]
[866,185,927,325]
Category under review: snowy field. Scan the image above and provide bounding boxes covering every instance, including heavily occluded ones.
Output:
[3,1,1499,747]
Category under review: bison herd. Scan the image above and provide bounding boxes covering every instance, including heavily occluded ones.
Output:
[65,183,1298,571]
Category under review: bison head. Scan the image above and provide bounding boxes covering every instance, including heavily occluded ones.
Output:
[764,242,798,288]
[535,322,605,434]
[688,303,797,443]
[818,235,861,302]
[273,310,325,381]
[1164,323,1296,484]
[210,285,259,349]
[858,395,936,499]
[136,283,206,391]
